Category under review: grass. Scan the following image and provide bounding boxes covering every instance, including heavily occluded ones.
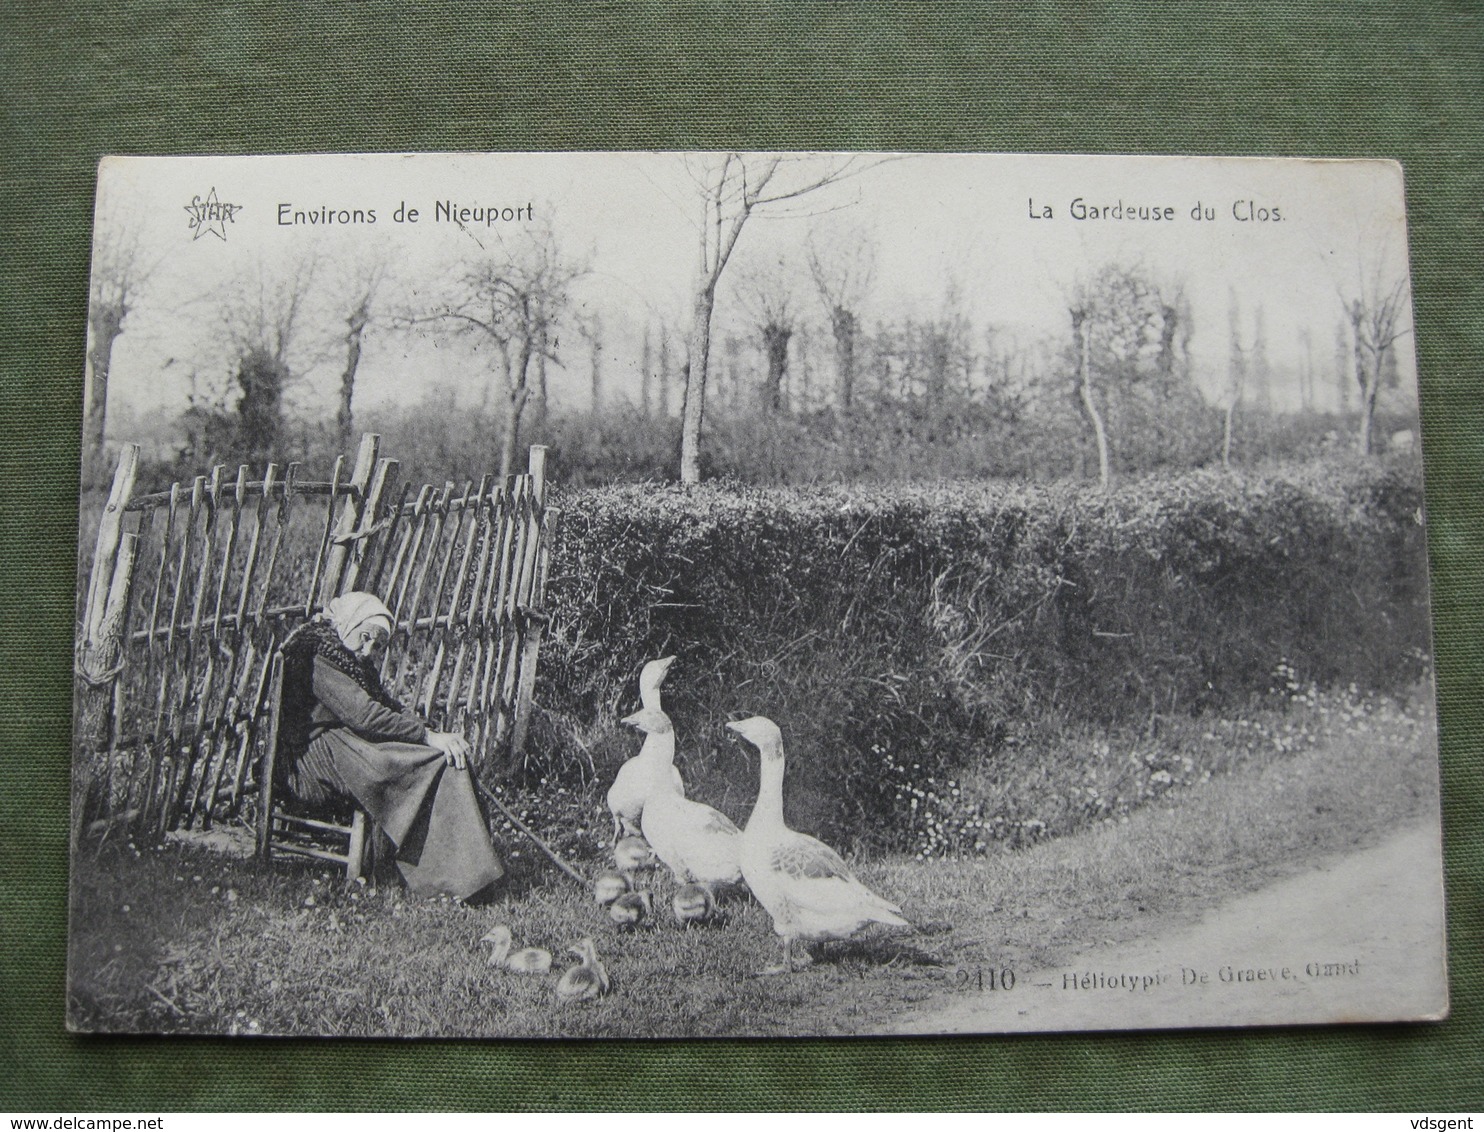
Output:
[67,682,1438,1038]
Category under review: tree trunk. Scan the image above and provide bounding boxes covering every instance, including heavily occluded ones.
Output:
[680,290,715,483]
[761,322,792,415]
[829,306,858,412]
[237,347,288,464]
[589,323,603,413]
[1156,304,1178,384]
[640,325,652,419]
[500,338,535,479]
[1350,303,1375,454]
[84,304,126,485]
[338,299,370,454]
[1222,397,1238,469]
[925,328,951,424]
[724,334,741,411]
[535,337,549,431]
[659,331,673,419]
[797,327,812,410]
[1073,310,1111,490]
[1358,358,1380,456]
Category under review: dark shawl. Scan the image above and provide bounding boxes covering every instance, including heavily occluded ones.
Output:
[277,620,405,780]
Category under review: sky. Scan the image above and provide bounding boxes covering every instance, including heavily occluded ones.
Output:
[90,152,1418,431]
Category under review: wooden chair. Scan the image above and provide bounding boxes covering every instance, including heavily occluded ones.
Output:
[254,640,372,882]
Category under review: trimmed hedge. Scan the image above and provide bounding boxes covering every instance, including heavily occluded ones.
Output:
[533,456,1430,851]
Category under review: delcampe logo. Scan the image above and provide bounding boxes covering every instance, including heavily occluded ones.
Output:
[183,187,243,241]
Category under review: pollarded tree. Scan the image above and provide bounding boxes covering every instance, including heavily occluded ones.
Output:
[218,255,319,465]
[83,218,154,485]
[734,253,804,416]
[1342,271,1411,455]
[1321,228,1414,455]
[806,225,876,413]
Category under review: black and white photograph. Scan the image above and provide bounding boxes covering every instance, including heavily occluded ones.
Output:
[68,151,1447,1038]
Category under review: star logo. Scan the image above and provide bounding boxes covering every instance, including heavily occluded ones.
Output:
[184,188,243,241]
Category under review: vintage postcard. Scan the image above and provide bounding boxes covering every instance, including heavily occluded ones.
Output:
[68,152,1447,1037]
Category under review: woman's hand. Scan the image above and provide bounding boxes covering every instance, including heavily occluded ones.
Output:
[426,730,471,769]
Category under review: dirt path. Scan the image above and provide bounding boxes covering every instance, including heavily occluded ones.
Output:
[888,819,1450,1034]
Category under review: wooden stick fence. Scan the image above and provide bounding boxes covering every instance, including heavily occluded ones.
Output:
[73,434,555,846]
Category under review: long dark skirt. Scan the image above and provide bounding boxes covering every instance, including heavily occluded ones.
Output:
[290,730,505,901]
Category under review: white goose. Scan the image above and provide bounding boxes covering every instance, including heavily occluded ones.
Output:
[606,656,683,840]
[727,716,910,975]
[625,705,743,887]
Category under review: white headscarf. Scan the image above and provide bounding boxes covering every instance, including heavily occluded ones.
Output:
[324,592,394,644]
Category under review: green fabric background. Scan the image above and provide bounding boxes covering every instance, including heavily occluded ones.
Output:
[2,1,1480,1112]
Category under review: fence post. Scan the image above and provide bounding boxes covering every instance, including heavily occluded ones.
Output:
[527,444,547,508]
[322,432,379,605]
[82,445,139,654]
[341,456,399,596]
[74,530,140,850]
[509,446,550,761]
[77,445,139,752]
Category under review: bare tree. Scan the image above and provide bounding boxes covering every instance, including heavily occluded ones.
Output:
[735,254,803,415]
[1153,285,1196,395]
[1297,325,1316,412]
[1070,305,1111,488]
[334,256,388,454]
[575,311,604,413]
[807,226,876,412]
[677,153,868,482]
[1343,273,1412,455]
[84,220,153,483]
[1250,303,1273,412]
[415,229,585,477]
[1222,291,1247,469]
[1321,229,1414,454]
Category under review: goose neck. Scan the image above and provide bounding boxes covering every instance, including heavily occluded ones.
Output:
[636,728,675,765]
[749,748,787,829]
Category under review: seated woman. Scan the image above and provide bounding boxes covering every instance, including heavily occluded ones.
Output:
[276,592,505,902]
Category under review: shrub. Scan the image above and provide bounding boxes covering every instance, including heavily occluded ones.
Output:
[536,456,1429,851]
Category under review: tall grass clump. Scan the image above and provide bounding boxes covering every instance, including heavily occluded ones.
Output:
[536,455,1429,853]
